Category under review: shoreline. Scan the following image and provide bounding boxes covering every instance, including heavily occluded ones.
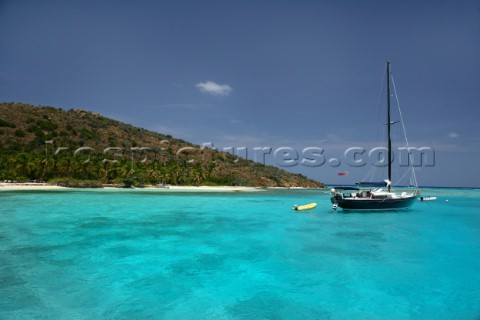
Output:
[0,183,66,191]
[0,182,318,192]
[0,183,475,193]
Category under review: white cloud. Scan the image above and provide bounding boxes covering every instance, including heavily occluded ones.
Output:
[196,81,232,96]
[448,132,459,138]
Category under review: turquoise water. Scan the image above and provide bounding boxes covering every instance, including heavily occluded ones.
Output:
[1,188,479,319]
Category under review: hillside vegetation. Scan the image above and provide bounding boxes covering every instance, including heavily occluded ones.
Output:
[0,102,324,188]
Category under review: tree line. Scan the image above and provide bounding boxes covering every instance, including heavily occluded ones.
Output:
[0,148,243,187]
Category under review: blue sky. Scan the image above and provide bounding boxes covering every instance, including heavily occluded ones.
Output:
[1,0,479,187]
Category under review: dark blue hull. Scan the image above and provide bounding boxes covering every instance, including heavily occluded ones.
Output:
[330,196,417,211]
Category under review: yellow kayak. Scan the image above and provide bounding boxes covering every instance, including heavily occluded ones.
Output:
[292,202,317,211]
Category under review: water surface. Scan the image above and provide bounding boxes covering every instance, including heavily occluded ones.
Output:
[1,188,479,319]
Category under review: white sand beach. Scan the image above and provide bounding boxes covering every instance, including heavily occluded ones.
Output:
[0,182,264,192]
[162,185,262,192]
[0,183,66,191]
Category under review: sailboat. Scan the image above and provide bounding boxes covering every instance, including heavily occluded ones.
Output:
[330,61,420,211]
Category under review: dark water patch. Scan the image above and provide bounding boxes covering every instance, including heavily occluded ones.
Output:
[105,244,144,259]
[104,304,160,320]
[0,266,27,287]
[167,253,228,278]
[195,253,228,271]
[244,199,278,203]
[8,243,70,256]
[334,231,386,242]
[77,217,119,229]
[284,226,328,233]
[127,272,194,303]
[302,243,380,260]
[0,286,43,312]
[228,291,331,319]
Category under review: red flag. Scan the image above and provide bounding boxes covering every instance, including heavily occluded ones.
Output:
[338,171,348,176]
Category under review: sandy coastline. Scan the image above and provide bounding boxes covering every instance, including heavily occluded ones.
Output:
[0,183,66,191]
[0,182,267,192]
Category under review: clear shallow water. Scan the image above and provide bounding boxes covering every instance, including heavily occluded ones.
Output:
[0,188,479,319]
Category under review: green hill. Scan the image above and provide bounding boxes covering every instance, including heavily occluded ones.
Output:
[0,102,324,188]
